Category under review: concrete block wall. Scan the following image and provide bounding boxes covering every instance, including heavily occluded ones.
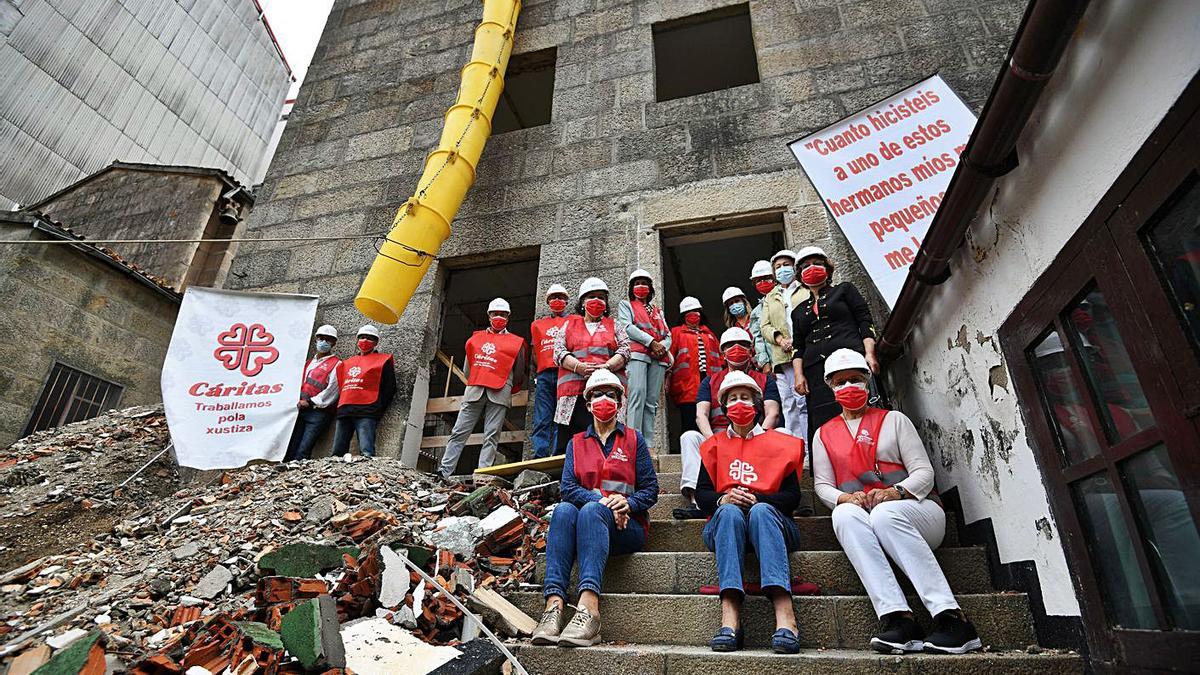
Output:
[228,0,1026,458]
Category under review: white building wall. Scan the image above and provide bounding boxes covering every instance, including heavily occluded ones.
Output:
[895,0,1200,617]
[0,0,290,208]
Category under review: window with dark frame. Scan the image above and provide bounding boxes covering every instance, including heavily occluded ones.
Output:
[22,363,124,437]
[491,47,556,134]
[652,3,760,102]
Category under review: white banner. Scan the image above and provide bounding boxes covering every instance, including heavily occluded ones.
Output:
[789,75,977,307]
[161,287,319,469]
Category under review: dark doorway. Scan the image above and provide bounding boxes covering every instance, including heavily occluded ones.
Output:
[652,3,760,102]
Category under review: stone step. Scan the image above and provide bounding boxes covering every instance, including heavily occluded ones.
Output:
[641,517,959,553]
[506,592,1036,649]
[649,493,831,519]
[533,547,992,595]
[653,454,683,473]
[512,644,1082,675]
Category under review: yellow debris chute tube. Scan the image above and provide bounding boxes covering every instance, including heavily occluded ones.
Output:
[355,0,521,324]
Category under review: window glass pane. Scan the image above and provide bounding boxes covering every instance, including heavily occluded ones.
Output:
[1145,179,1200,352]
[1066,290,1153,442]
[1073,471,1157,629]
[1031,330,1103,460]
[1122,445,1200,630]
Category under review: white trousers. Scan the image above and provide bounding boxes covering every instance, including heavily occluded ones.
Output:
[831,499,959,618]
[775,366,808,447]
[680,430,704,493]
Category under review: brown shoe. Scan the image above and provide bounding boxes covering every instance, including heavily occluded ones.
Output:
[531,604,566,645]
[558,606,601,647]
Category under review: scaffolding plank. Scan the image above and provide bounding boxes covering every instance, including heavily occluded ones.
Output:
[426,391,529,414]
[419,430,526,449]
[472,455,564,478]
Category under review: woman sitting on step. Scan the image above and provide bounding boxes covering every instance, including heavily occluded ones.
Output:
[813,349,982,655]
[532,369,659,648]
[695,371,806,654]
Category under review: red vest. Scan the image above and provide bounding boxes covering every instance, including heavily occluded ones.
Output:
[465,330,525,391]
[668,325,722,405]
[556,315,621,398]
[819,408,936,501]
[700,429,804,495]
[572,426,648,530]
[628,301,669,362]
[337,352,392,407]
[707,368,769,430]
[300,355,340,400]
[530,316,568,373]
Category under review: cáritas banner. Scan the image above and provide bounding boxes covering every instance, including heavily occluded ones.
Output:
[161,287,318,469]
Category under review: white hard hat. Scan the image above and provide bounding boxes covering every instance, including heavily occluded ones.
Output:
[1034,331,1096,358]
[770,249,796,265]
[315,324,338,339]
[628,268,652,283]
[719,327,753,348]
[796,245,828,263]
[546,283,568,298]
[679,296,701,313]
[358,324,380,339]
[718,370,762,402]
[487,297,511,313]
[750,260,773,279]
[582,368,624,398]
[721,286,746,304]
[579,277,609,296]
[823,348,869,379]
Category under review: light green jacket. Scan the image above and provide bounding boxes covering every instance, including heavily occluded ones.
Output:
[759,283,810,367]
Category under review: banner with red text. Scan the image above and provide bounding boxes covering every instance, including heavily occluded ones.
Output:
[161,287,318,469]
[788,75,976,307]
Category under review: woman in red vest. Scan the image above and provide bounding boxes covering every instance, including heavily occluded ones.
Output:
[552,277,631,453]
[813,349,981,655]
[696,371,805,654]
[529,284,571,458]
[668,296,722,433]
[532,369,658,648]
[617,269,671,448]
[285,324,341,462]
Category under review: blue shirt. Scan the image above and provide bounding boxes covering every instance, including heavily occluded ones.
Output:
[560,423,659,514]
[695,372,781,405]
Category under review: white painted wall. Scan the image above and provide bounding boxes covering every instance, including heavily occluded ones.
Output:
[894,0,1200,617]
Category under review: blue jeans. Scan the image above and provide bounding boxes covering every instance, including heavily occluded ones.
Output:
[543,502,645,599]
[285,407,332,461]
[703,503,801,596]
[531,369,559,458]
[332,417,378,457]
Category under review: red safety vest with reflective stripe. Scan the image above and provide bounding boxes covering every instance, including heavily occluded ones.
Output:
[530,316,568,373]
[337,353,392,407]
[628,301,669,362]
[819,408,939,502]
[556,315,620,398]
[572,426,648,530]
[667,325,722,406]
[707,368,769,430]
[700,429,804,495]
[300,356,340,400]
[465,330,525,391]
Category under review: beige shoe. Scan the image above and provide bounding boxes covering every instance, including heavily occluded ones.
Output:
[531,604,567,645]
[558,606,601,647]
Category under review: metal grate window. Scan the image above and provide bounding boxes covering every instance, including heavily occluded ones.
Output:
[22,363,124,437]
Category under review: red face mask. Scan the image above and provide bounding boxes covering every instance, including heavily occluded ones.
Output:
[632,284,651,300]
[833,383,869,411]
[590,395,618,422]
[754,279,776,295]
[357,338,376,353]
[725,400,757,426]
[489,315,508,331]
[548,298,568,313]
[684,311,701,326]
[801,264,829,286]
[724,344,751,366]
[585,298,607,317]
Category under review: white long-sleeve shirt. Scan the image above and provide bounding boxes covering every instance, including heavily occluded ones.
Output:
[304,355,340,409]
[811,410,936,510]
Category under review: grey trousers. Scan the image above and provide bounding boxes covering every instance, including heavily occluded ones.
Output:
[626,359,667,449]
[439,397,509,478]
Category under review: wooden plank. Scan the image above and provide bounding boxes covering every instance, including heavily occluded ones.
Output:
[472,454,564,478]
[420,430,526,449]
[426,391,529,414]
[468,587,536,636]
[436,350,469,386]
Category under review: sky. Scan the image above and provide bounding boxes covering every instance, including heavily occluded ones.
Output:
[258,0,337,99]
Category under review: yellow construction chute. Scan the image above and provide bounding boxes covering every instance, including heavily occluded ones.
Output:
[355,0,521,324]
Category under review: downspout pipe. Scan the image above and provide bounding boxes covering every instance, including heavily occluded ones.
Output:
[878,0,1089,357]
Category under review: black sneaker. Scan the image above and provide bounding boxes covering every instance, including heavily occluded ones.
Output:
[870,612,925,653]
[923,610,983,654]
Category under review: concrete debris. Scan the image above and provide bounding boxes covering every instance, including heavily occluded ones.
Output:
[36,629,105,674]
[511,470,553,492]
[340,618,460,675]
[279,595,345,671]
[428,517,483,557]
[45,627,91,650]
[170,543,200,561]
[377,547,410,609]
[191,566,233,600]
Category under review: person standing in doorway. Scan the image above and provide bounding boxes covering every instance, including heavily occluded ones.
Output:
[759,250,811,442]
[284,324,341,462]
[618,269,671,448]
[333,325,395,457]
[530,284,570,458]
[668,297,722,434]
[748,260,777,373]
[439,298,528,479]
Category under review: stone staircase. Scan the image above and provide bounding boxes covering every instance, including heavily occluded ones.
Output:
[507,455,1081,674]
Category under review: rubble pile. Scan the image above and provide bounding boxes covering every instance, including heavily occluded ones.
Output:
[0,425,558,674]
